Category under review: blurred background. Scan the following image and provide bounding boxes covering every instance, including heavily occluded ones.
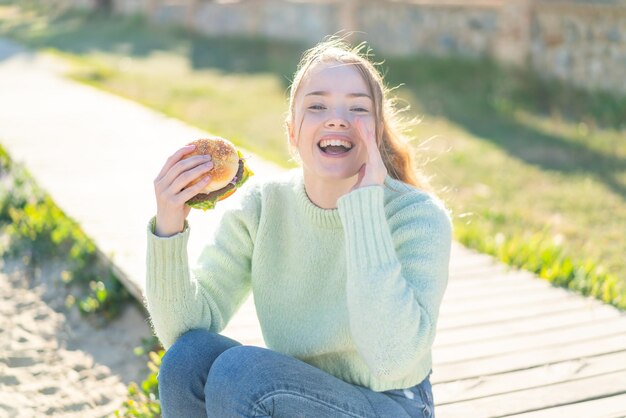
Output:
[0,0,625,416]
[3,0,622,301]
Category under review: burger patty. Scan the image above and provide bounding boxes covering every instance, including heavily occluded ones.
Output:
[187,159,244,204]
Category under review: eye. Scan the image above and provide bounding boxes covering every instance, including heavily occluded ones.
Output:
[308,104,326,111]
[351,107,369,113]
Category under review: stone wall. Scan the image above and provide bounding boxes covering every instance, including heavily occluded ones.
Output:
[530,1,626,93]
[356,1,502,58]
[73,0,625,94]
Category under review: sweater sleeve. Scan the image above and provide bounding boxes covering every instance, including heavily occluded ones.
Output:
[337,185,452,381]
[145,187,260,349]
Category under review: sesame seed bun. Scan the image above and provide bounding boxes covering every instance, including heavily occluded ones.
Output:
[183,137,240,194]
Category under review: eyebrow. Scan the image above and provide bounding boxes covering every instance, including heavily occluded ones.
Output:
[304,91,372,99]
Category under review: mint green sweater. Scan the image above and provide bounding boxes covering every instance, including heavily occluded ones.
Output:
[145,171,452,392]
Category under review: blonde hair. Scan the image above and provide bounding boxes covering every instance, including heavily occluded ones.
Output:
[285,37,432,192]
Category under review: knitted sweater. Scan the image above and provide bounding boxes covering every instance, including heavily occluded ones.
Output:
[145,170,452,392]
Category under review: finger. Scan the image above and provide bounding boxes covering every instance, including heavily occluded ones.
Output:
[355,117,375,150]
[178,174,212,203]
[351,163,367,191]
[357,163,366,182]
[158,155,211,192]
[156,144,197,181]
[170,160,214,193]
[356,118,383,164]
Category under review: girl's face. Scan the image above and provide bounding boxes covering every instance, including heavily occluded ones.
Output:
[290,62,376,182]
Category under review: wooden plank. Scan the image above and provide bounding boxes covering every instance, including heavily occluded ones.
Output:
[448,264,509,281]
[433,334,626,383]
[433,304,621,347]
[437,297,607,330]
[449,265,525,284]
[448,268,536,284]
[440,288,588,317]
[433,351,626,405]
[446,274,537,295]
[449,267,509,282]
[436,370,626,418]
[450,248,502,270]
[435,317,626,364]
[443,277,552,302]
[504,392,626,418]
[439,287,576,316]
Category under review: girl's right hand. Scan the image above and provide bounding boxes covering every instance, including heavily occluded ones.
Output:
[153,144,214,237]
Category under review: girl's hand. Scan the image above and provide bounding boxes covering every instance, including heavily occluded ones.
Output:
[153,144,214,237]
[352,117,387,191]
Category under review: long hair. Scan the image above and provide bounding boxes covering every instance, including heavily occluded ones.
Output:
[285,37,433,193]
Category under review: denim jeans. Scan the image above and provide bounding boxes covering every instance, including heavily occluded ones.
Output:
[158,329,435,418]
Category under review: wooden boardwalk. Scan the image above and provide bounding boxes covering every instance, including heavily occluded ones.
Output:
[222,243,626,418]
[432,244,626,417]
[1,39,624,418]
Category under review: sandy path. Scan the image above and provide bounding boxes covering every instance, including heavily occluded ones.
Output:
[0,255,153,417]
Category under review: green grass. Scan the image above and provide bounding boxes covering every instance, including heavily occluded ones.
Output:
[1,4,625,311]
[64,50,297,167]
[0,144,135,322]
[386,56,626,282]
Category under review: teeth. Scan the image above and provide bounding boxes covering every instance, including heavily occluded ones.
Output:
[319,139,353,149]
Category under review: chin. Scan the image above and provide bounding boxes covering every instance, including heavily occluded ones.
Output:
[314,166,361,182]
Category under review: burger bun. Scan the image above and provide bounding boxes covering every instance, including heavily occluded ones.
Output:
[183,137,240,193]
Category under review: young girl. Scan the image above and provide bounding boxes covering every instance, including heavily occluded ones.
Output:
[147,38,452,417]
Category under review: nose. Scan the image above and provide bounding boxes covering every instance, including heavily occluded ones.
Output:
[324,112,350,129]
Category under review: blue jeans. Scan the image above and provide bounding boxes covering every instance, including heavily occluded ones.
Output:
[158,329,435,417]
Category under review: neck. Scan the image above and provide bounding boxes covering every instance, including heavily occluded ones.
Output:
[302,171,357,209]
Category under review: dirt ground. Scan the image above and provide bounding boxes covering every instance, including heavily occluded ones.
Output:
[0,256,153,417]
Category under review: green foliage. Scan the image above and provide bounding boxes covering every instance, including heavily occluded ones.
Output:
[0,144,10,169]
[7,196,91,261]
[455,222,625,310]
[0,157,33,225]
[387,55,626,132]
[0,143,131,320]
[115,349,164,418]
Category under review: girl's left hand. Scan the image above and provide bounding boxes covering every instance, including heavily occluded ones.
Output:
[352,117,388,191]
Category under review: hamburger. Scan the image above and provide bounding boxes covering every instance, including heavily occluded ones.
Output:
[183,137,253,211]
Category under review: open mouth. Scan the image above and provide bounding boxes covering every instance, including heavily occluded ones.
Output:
[318,138,354,155]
